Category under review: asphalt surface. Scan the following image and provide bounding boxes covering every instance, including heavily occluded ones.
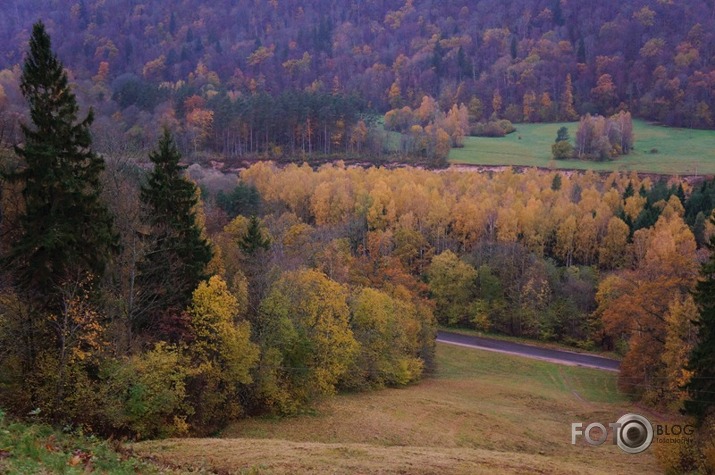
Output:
[436,331,621,372]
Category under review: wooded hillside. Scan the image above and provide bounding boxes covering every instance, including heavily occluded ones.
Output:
[2,1,715,157]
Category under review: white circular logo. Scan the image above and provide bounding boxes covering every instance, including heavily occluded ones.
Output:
[615,413,653,454]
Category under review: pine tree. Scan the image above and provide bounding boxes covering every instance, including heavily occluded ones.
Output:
[5,21,116,300]
[623,180,635,199]
[239,215,271,255]
[138,128,212,330]
[684,228,715,422]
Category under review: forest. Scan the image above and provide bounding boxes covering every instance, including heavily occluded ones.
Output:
[2,2,715,472]
[2,0,715,160]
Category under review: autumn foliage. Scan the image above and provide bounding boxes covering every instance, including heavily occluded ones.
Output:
[2,17,715,447]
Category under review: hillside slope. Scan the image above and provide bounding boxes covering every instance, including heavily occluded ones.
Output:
[1,1,714,135]
[133,343,664,474]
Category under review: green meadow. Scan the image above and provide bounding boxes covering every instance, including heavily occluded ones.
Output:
[450,119,715,175]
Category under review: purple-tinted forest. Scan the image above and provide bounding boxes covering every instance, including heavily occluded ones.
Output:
[1,0,715,156]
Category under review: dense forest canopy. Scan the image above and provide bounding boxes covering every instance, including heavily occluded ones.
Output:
[2,0,715,157]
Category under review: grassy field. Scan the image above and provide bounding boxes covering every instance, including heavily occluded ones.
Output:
[133,343,664,474]
[450,119,715,175]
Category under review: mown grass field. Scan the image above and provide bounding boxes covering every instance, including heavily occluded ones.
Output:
[133,343,663,474]
[450,119,715,175]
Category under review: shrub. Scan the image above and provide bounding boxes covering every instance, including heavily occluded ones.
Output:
[99,343,191,439]
[470,120,515,137]
[552,140,574,160]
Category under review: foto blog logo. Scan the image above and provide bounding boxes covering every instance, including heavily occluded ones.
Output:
[571,413,654,454]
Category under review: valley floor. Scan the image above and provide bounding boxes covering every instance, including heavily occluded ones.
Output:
[133,343,663,474]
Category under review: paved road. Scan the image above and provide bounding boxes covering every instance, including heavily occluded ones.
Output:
[436,331,620,372]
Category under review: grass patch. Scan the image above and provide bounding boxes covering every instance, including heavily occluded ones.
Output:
[134,343,661,474]
[450,119,715,175]
[0,410,168,474]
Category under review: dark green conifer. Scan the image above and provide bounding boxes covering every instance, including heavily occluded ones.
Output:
[685,227,715,423]
[6,21,116,300]
[239,215,271,255]
[138,129,212,329]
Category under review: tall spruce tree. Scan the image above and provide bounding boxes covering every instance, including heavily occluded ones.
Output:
[239,215,271,255]
[685,229,715,423]
[138,128,212,331]
[6,21,116,300]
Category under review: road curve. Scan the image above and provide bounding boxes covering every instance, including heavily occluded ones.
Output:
[437,331,620,372]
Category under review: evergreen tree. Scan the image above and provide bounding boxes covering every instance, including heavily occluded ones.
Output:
[623,181,635,199]
[5,21,116,300]
[239,215,271,255]
[509,37,518,59]
[551,173,562,191]
[555,126,570,142]
[685,227,715,422]
[138,128,212,330]
[577,37,586,64]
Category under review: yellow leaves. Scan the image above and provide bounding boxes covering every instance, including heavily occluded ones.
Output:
[491,89,502,116]
[555,215,578,266]
[496,206,518,243]
[260,269,358,406]
[282,52,312,76]
[482,28,510,49]
[443,103,469,147]
[663,296,699,393]
[642,213,697,281]
[348,287,425,387]
[523,90,536,121]
[427,251,477,325]
[415,95,438,124]
[561,74,578,120]
[452,199,486,248]
[191,275,239,325]
[247,44,275,66]
[142,55,166,79]
[383,0,415,30]
[186,108,214,148]
[388,81,402,108]
[188,275,258,387]
[50,278,105,364]
[624,194,647,220]
[674,42,700,69]
[640,38,666,58]
[598,216,629,269]
[367,181,397,230]
[311,178,353,226]
[519,197,549,255]
[633,6,656,27]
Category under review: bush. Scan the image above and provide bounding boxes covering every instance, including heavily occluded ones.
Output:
[552,140,574,160]
[470,120,515,137]
[99,343,191,439]
[497,119,516,134]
